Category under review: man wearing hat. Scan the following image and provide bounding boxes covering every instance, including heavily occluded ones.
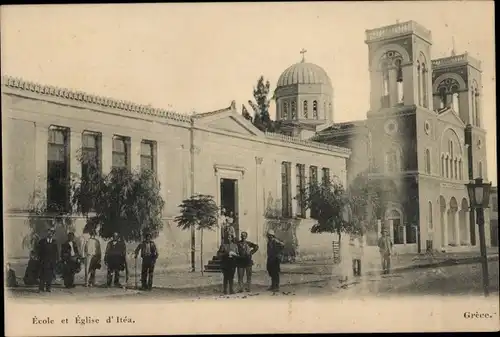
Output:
[36,227,59,292]
[134,231,158,290]
[266,229,285,292]
[61,232,82,288]
[236,231,259,292]
[377,228,393,274]
[104,232,127,287]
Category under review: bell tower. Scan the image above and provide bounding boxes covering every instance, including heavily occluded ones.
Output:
[431,53,487,181]
[365,21,433,112]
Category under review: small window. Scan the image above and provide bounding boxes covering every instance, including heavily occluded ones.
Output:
[303,101,308,118]
[312,101,318,118]
[112,136,130,170]
[283,102,289,119]
[140,141,155,172]
[291,101,297,119]
[425,149,431,174]
[47,127,70,212]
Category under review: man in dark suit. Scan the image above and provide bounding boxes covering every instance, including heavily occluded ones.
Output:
[134,232,158,290]
[105,232,127,287]
[266,229,285,292]
[36,227,59,292]
[61,232,81,288]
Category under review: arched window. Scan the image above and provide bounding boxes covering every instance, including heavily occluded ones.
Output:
[454,159,458,180]
[445,155,449,178]
[380,59,390,108]
[439,87,447,109]
[450,141,454,158]
[425,149,431,174]
[282,102,289,119]
[417,61,422,105]
[474,89,480,126]
[428,202,433,230]
[441,155,445,176]
[451,86,460,114]
[303,101,308,118]
[478,161,483,178]
[312,100,318,119]
[395,59,404,104]
[422,63,428,108]
[291,101,297,119]
[458,159,463,180]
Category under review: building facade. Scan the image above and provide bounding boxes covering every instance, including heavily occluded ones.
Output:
[314,21,491,254]
[2,76,350,270]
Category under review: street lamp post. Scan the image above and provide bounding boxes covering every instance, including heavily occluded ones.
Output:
[465,177,492,297]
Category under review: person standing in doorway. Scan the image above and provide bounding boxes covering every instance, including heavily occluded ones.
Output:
[84,230,102,287]
[36,227,59,293]
[378,229,393,274]
[236,231,259,292]
[222,211,236,244]
[217,232,239,294]
[134,232,159,290]
[266,229,284,292]
[104,232,127,287]
[61,232,81,288]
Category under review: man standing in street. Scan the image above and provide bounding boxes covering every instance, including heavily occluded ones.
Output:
[61,232,82,288]
[84,230,102,287]
[104,232,127,287]
[36,227,58,293]
[378,229,393,274]
[217,232,239,295]
[266,229,284,293]
[236,231,259,293]
[134,232,158,291]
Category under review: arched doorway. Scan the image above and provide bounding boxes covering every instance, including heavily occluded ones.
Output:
[387,209,404,245]
[449,197,459,246]
[439,196,448,247]
[460,198,470,246]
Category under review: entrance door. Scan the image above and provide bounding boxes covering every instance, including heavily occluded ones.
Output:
[220,178,239,237]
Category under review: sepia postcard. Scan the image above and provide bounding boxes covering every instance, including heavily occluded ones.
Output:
[2,2,499,335]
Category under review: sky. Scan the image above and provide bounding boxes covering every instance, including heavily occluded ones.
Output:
[1,2,496,184]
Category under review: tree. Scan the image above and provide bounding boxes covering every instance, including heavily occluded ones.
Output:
[22,187,76,252]
[302,180,355,247]
[248,76,275,132]
[70,151,165,242]
[175,194,219,274]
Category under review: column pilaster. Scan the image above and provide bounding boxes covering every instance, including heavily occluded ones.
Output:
[34,122,49,204]
[454,210,460,245]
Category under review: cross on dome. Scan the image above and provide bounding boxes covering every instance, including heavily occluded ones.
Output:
[300,48,307,62]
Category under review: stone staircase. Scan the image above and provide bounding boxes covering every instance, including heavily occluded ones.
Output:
[204,254,222,272]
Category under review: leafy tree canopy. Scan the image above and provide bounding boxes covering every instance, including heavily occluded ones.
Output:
[71,152,165,242]
[175,194,219,231]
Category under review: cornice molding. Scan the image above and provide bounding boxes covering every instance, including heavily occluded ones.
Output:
[2,76,191,123]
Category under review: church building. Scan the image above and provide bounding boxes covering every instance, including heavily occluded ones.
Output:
[312,21,491,253]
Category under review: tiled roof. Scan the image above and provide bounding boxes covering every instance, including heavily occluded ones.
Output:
[1,76,192,123]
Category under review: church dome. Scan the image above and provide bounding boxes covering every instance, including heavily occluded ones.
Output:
[276,61,332,87]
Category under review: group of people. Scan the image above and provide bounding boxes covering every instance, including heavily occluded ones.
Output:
[20,227,159,292]
[338,228,394,283]
[217,223,285,294]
